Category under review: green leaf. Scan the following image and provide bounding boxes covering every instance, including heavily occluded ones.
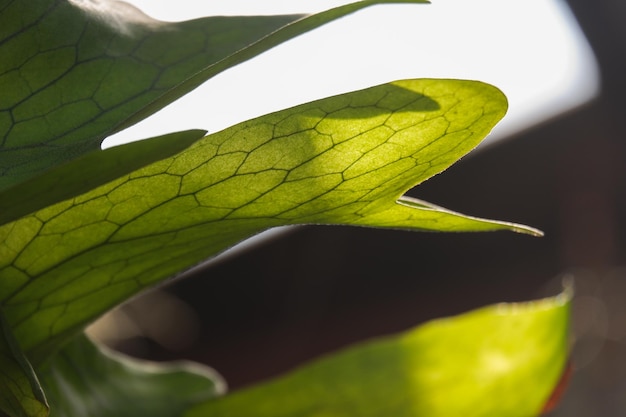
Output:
[38,334,224,417]
[0,79,538,365]
[0,129,206,226]
[0,309,47,417]
[0,0,428,190]
[184,291,572,417]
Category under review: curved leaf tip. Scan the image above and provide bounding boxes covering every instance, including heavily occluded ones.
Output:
[396,196,544,237]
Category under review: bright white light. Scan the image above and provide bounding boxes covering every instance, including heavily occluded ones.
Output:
[104,0,599,150]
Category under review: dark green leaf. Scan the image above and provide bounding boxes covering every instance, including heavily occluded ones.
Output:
[39,334,223,417]
[0,309,47,417]
[0,0,427,190]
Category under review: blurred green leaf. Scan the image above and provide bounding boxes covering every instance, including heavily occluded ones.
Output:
[185,291,571,417]
[0,310,47,417]
[0,0,427,190]
[0,78,536,365]
[39,334,224,417]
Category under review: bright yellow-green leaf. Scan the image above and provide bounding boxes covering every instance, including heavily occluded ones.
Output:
[38,334,224,417]
[185,291,571,417]
[0,309,47,417]
[0,79,537,365]
[0,0,427,190]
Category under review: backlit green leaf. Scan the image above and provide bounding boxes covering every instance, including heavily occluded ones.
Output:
[0,309,47,417]
[39,334,224,417]
[185,291,571,417]
[0,129,206,226]
[0,79,537,365]
[0,0,427,190]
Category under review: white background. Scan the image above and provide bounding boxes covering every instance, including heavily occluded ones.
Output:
[105,0,600,149]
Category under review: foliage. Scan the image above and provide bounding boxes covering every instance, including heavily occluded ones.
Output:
[185,292,571,417]
[0,1,571,416]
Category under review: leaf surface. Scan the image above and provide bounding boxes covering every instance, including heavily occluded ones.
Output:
[0,0,427,190]
[185,291,571,417]
[39,334,224,417]
[0,79,538,364]
[0,129,206,226]
[0,309,47,417]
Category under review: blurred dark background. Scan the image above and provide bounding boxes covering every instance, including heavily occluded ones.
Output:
[96,0,626,415]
